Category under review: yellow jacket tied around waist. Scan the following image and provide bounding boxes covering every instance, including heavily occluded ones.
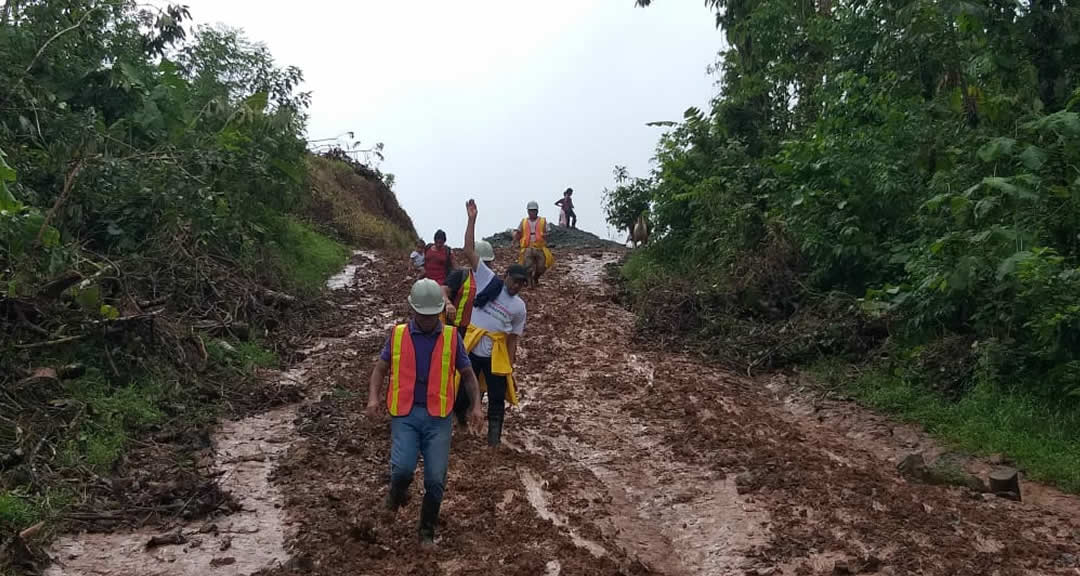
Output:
[455,324,518,405]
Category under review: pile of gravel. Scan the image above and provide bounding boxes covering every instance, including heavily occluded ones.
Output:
[485,225,626,251]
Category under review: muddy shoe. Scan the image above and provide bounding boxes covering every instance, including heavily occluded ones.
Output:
[487,420,503,447]
[418,498,440,548]
[419,533,437,550]
[386,480,410,510]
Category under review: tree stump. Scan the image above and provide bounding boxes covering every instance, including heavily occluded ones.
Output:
[989,467,1021,501]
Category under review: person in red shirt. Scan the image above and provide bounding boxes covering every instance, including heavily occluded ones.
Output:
[423,229,453,285]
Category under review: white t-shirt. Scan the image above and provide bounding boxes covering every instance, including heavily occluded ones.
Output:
[469,261,526,358]
[409,250,425,268]
[528,219,538,243]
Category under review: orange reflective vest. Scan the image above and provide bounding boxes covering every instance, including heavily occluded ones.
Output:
[450,270,476,329]
[387,324,459,417]
[519,217,547,248]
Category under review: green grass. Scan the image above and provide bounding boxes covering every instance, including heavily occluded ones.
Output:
[59,369,166,473]
[0,490,36,532]
[0,486,74,537]
[206,338,279,371]
[268,216,349,296]
[813,358,1080,493]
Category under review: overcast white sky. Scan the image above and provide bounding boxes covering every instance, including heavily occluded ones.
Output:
[179,0,722,243]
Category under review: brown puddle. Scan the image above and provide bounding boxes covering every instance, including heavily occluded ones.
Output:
[45,406,297,575]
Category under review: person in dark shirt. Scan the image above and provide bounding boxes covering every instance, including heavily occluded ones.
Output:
[423,229,452,285]
[555,187,576,229]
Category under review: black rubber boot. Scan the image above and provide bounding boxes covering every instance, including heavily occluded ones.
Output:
[487,419,503,447]
[386,478,410,511]
[418,495,441,548]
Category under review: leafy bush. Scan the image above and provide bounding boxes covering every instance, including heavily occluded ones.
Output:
[619,0,1080,405]
[0,1,380,554]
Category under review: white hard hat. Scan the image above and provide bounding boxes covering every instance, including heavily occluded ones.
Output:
[475,240,495,262]
[408,279,445,315]
[527,201,539,211]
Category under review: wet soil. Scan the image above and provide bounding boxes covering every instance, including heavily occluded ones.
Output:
[44,248,1080,576]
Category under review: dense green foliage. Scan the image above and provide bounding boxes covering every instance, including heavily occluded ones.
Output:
[1,3,312,297]
[0,1,366,553]
[616,0,1080,486]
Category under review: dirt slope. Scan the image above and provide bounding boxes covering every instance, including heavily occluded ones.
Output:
[305,154,417,249]
[46,247,1080,575]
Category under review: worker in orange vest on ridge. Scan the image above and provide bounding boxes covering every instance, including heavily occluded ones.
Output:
[513,200,555,287]
[366,279,483,548]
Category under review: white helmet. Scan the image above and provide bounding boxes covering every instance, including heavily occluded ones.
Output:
[475,240,495,262]
[407,279,445,315]
[527,200,539,211]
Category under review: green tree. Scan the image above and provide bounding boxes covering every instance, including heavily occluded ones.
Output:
[627,0,1080,400]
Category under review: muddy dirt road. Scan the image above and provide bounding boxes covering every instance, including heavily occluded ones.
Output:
[47,248,1080,575]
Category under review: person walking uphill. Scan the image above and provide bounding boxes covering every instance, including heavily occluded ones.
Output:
[454,200,528,446]
[365,279,483,547]
[423,230,453,285]
[513,200,555,287]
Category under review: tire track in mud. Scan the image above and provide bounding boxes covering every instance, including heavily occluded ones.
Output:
[511,253,769,575]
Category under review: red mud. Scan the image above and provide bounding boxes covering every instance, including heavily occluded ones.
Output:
[46,248,1080,576]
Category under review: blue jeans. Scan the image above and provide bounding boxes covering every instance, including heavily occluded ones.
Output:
[390,405,452,505]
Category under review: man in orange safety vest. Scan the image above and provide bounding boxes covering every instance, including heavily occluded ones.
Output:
[512,200,555,287]
[366,278,483,547]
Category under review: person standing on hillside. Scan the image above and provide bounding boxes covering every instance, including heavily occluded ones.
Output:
[440,200,495,338]
[410,239,426,276]
[455,200,528,446]
[423,230,453,285]
[555,188,576,229]
[366,279,483,547]
[512,201,554,287]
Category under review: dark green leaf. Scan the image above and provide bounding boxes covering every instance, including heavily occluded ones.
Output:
[1019,145,1047,171]
[977,138,1015,163]
[997,251,1033,281]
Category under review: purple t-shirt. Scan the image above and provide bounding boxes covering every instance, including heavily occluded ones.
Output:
[380,320,471,407]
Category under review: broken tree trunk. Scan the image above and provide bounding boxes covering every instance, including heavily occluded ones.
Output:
[989,467,1021,501]
[39,271,83,299]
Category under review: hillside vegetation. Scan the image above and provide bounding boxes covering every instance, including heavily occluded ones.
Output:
[0,2,412,566]
[614,0,1080,490]
[306,151,417,250]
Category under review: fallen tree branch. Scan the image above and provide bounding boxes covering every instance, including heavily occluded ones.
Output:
[36,157,86,247]
[38,270,83,299]
[14,334,86,349]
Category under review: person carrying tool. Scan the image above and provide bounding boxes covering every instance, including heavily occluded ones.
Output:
[555,187,576,229]
[454,200,528,445]
[512,200,554,287]
[440,199,494,337]
[423,229,453,285]
[365,279,483,547]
